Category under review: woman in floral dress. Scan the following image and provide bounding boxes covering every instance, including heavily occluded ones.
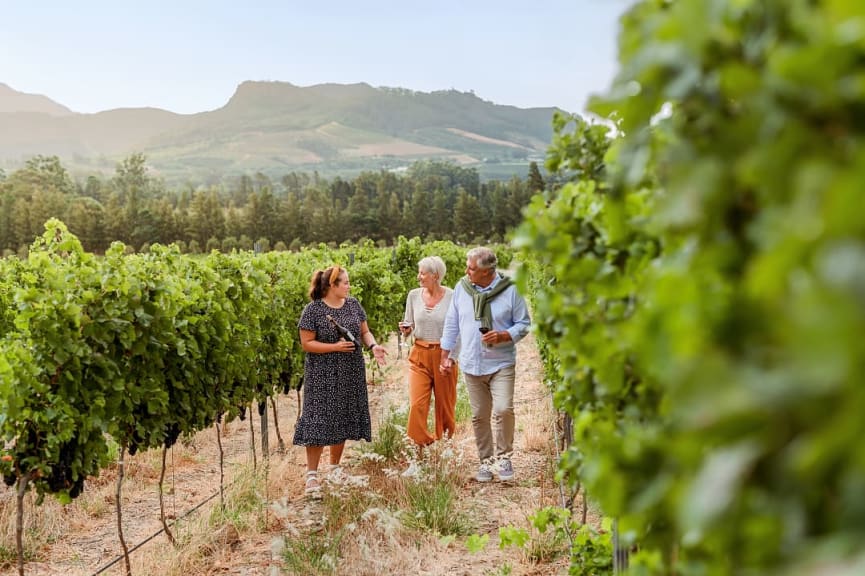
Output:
[293,265,387,495]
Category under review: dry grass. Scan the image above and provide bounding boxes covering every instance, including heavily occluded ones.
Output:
[0,332,575,576]
[0,491,66,570]
[521,403,556,456]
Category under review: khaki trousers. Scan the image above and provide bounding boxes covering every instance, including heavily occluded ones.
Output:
[463,364,515,462]
[406,340,458,446]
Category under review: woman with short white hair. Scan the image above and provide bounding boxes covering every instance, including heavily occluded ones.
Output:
[398,255,458,476]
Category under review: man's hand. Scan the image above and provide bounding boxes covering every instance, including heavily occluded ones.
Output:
[481,330,510,346]
[440,355,454,374]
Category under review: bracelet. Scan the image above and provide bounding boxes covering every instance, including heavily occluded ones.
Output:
[367,342,378,351]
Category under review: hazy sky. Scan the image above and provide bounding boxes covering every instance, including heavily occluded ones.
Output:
[1,0,632,115]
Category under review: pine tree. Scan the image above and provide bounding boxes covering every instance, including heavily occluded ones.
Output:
[527,161,545,193]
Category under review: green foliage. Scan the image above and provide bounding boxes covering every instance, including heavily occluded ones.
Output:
[498,526,531,549]
[546,112,612,185]
[498,507,584,570]
[392,236,469,293]
[0,224,476,516]
[0,220,112,501]
[519,0,865,574]
[466,533,490,554]
[569,524,613,576]
[0,257,22,336]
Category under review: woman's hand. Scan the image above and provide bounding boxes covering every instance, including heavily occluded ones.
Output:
[370,344,388,366]
[334,340,357,352]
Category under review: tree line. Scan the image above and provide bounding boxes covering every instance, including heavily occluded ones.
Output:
[0,155,547,256]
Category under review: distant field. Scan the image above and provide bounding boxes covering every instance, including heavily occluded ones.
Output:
[3,149,539,186]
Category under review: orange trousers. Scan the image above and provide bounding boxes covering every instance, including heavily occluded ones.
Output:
[406,339,458,446]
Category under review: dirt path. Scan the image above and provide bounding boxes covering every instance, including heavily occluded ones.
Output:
[0,329,571,576]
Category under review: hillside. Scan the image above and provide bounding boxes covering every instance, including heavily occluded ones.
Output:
[0,81,560,183]
[0,83,73,116]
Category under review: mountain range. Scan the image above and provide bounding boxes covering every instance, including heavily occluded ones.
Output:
[0,81,561,183]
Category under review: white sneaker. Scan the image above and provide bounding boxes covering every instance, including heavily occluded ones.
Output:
[402,462,422,478]
[476,462,493,483]
[496,458,515,482]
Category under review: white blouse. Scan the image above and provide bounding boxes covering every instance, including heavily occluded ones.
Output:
[402,287,453,342]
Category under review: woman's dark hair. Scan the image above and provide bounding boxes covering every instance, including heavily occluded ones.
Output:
[308,265,343,300]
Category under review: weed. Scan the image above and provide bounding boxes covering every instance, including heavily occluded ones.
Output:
[359,408,409,464]
[483,563,513,576]
[495,506,612,574]
[207,467,266,531]
[281,530,342,575]
[466,533,490,553]
[393,433,471,536]
[321,475,378,532]
[0,544,37,570]
[417,434,466,482]
[524,525,567,564]
[402,478,471,536]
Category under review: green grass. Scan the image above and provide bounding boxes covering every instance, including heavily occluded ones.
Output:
[401,479,472,536]
[206,467,266,531]
[0,544,38,570]
[360,408,409,464]
[281,531,342,575]
[455,379,473,424]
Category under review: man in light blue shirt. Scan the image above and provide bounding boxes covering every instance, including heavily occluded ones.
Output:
[440,246,530,483]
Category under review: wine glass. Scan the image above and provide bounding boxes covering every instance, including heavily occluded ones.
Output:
[398,322,412,358]
[479,326,491,350]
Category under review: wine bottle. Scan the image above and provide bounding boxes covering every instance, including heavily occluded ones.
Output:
[326,314,359,350]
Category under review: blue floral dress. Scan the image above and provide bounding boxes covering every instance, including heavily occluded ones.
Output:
[292,297,372,446]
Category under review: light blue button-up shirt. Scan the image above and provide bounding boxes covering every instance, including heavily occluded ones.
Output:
[441,273,531,376]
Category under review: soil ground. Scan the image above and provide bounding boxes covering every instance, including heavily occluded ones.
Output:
[0,329,581,576]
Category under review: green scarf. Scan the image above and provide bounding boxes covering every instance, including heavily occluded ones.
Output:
[459,273,513,332]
